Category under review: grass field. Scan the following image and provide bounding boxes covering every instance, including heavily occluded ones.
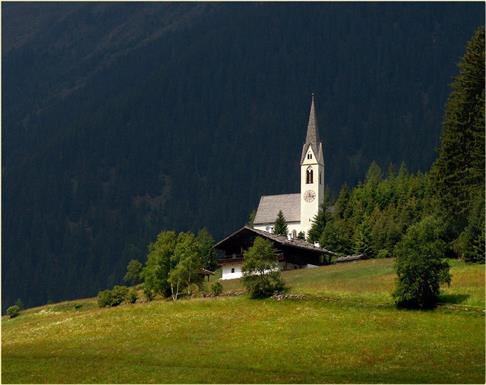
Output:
[2,259,484,383]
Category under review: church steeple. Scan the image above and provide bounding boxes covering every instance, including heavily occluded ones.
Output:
[300,93,323,165]
[305,93,320,145]
[300,93,325,236]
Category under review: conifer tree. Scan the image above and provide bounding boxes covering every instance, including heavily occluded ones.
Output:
[307,203,328,243]
[274,210,288,236]
[353,219,374,257]
[431,27,485,238]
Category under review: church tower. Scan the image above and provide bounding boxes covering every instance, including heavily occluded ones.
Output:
[300,94,324,236]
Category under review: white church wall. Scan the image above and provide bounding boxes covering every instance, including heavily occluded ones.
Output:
[300,147,324,235]
[254,222,302,237]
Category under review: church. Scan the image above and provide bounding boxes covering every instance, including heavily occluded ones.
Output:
[215,95,333,280]
[253,94,324,237]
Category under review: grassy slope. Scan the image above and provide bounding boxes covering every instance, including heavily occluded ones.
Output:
[2,259,484,384]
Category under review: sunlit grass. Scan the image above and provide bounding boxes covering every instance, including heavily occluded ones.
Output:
[220,258,484,307]
[2,259,484,383]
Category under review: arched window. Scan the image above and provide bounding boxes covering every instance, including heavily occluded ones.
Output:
[292,230,297,239]
[306,167,313,184]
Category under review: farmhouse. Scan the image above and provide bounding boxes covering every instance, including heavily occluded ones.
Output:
[215,226,336,279]
[216,95,330,280]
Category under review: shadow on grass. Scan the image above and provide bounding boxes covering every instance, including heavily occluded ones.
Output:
[438,293,470,304]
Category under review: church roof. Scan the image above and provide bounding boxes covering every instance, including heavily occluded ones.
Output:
[253,193,300,224]
[300,94,324,164]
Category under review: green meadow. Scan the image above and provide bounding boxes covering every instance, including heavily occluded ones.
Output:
[2,259,484,383]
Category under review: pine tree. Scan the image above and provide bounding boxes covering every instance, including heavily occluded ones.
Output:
[274,210,288,236]
[431,27,485,238]
[307,203,328,243]
[353,219,374,257]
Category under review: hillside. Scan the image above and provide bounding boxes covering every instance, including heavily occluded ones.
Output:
[2,3,484,309]
[2,259,484,383]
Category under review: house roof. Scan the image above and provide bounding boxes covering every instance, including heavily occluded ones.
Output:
[253,193,300,224]
[214,225,337,256]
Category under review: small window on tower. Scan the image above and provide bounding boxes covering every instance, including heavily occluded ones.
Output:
[306,167,313,184]
[319,173,322,184]
[307,153,312,159]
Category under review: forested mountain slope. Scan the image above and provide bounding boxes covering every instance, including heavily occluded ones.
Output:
[2,3,483,309]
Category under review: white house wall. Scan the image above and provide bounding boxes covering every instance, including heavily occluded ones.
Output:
[221,260,308,280]
[221,262,243,280]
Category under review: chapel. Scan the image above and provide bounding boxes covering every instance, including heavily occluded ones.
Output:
[215,95,331,280]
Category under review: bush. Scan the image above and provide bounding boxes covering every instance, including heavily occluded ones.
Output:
[242,237,287,299]
[73,303,82,310]
[111,285,129,306]
[97,290,113,308]
[243,272,286,299]
[377,249,391,259]
[126,288,138,304]
[211,281,223,296]
[393,216,451,309]
[143,286,155,302]
[7,305,20,318]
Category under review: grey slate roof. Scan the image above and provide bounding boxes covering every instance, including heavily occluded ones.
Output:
[300,94,324,164]
[253,193,300,224]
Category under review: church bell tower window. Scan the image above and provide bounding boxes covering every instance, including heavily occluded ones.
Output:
[306,167,313,184]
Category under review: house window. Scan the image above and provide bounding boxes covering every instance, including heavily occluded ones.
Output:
[306,167,313,184]
[307,153,312,159]
[231,268,235,273]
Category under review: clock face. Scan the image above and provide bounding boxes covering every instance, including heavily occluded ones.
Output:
[304,190,316,202]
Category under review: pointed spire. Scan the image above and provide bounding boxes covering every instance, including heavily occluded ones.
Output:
[305,93,320,145]
[301,93,323,164]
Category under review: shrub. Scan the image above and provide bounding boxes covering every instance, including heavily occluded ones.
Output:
[7,305,20,318]
[143,286,155,302]
[111,285,129,306]
[73,303,82,310]
[377,249,391,259]
[126,288,138,304]
[97,290,113,307]
[242,237,287,299]
[211,281,223,296]
[243,272,286,299]
[393,216,451,309]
